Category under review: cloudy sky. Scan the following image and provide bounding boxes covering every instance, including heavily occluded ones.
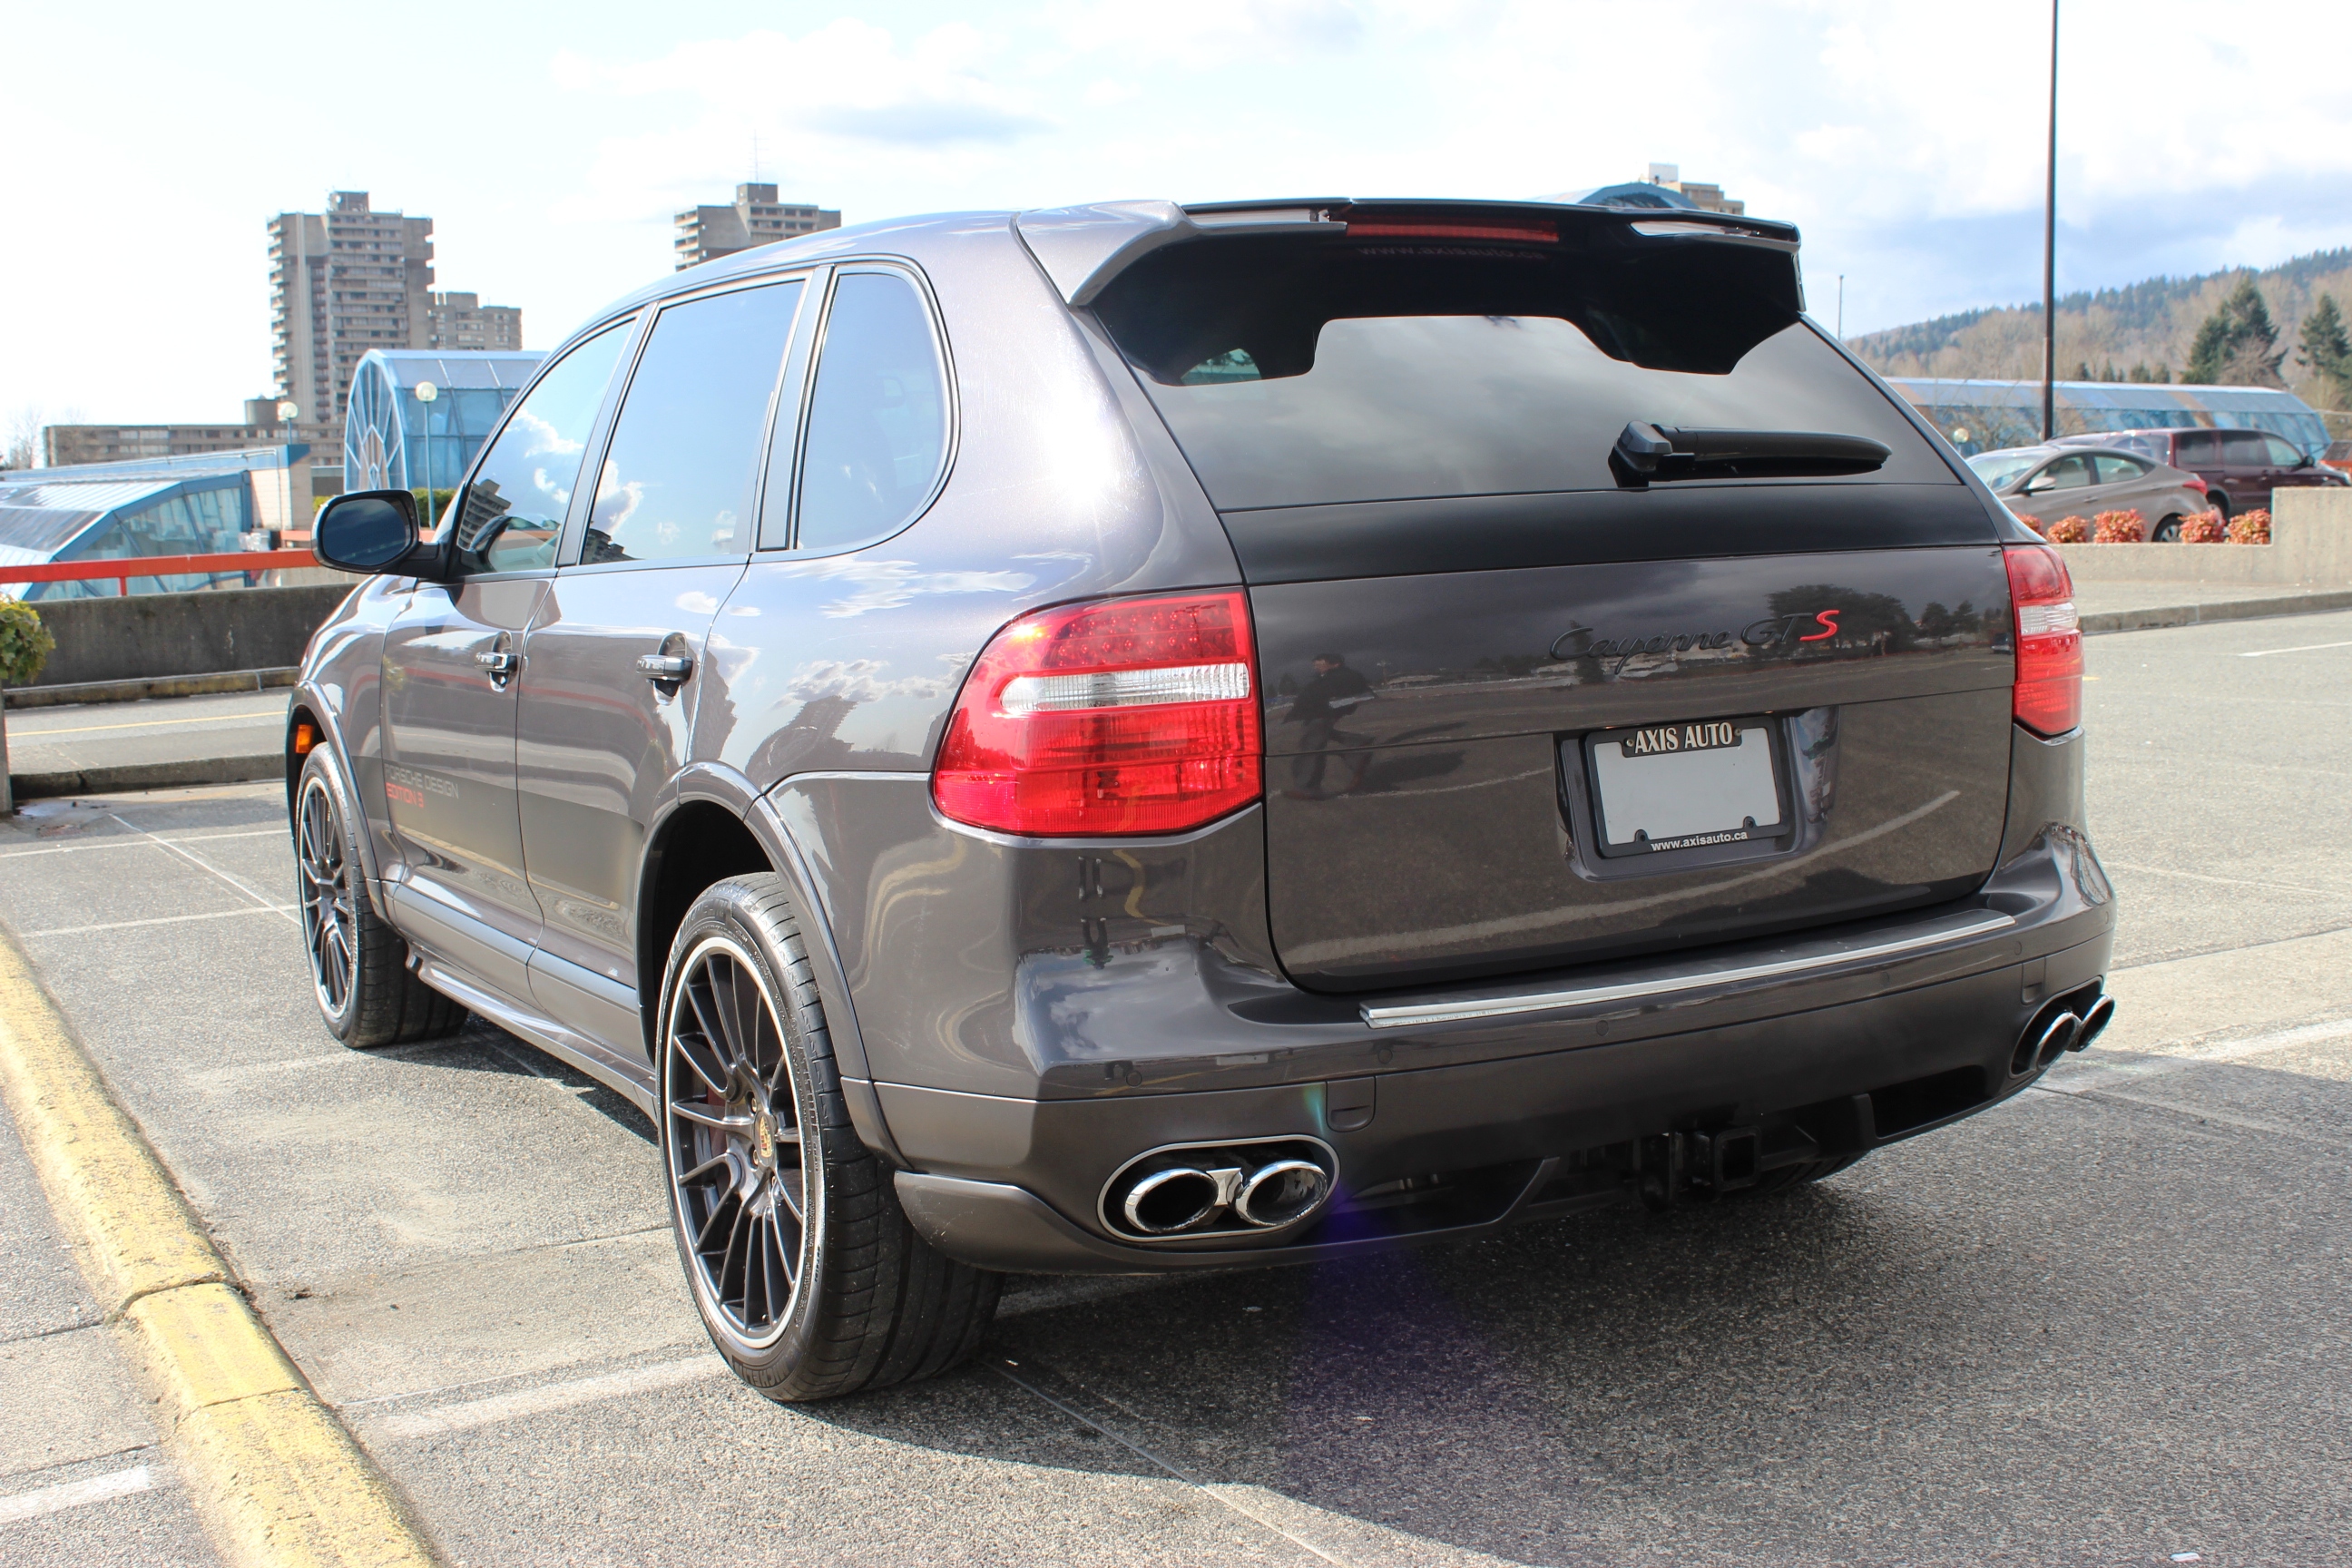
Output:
[8,0,2351,426]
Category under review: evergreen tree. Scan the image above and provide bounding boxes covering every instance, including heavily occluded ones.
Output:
[2186,278,2287,386]
[2298,293,2352,407]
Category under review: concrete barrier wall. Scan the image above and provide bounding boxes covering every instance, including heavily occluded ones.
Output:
[2056,489,2352,586]
[23,584,356,689]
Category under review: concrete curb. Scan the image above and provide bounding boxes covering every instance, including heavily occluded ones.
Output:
[0,930,439,1567]
[10,755,285,800]
[2081,589,2352,636]
[7,667,300,710]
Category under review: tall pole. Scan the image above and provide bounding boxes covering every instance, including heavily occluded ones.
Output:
[2042,0,2059,442]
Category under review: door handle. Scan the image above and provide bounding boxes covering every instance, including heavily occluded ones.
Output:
[475,650,519,674]
[636,652,693,682]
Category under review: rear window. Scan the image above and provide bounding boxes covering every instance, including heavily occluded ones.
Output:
[1094,229,1951,511]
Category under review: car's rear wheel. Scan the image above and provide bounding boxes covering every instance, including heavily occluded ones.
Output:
[294,749,467,1048]
[2152,514,2182,542]
[657,876,1000,1402]
[2208,492,2232,520]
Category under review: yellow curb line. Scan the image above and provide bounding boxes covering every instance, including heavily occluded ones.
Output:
[0,929,438,1567]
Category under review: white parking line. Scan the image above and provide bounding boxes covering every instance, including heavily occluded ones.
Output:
[0,1464,154,1524]
[20,906,293,938]
[2040,1016,2352,1097]
[2239,639,2352,658]
[2101,861,2352,899]
[0,828,282,862]
[369,1356,729,1440]
[109,814,298,928]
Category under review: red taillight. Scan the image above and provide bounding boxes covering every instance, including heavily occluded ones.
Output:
[1345,220,1559,243]
[2186,473,2209,495]
[2005,544,2082,736]
[932,591,1262,836]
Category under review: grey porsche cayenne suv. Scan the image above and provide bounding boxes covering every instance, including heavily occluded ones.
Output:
[292,197,2117,1401]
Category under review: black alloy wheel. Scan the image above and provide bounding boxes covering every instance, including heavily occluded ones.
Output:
[297,768,358,1022]
[293,748,466,1048]
[657,876,1001,1401]
[663,933,810,1351]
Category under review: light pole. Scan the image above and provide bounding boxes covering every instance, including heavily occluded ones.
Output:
[413,379,439,519]
[2041,0,2059,443]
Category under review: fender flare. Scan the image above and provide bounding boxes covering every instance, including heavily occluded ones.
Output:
[287,681,397,925]
[647,763,906,1165]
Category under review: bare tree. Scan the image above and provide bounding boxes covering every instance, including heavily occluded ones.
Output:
[1,405,42,471]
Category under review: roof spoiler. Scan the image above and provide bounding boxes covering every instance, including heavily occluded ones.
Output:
[1014,198,1800,308]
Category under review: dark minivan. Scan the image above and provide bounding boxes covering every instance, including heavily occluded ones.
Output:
[291,198,2117,1400]
[2053,425,2349,516]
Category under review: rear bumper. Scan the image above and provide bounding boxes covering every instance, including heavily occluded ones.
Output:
[887,833,2116,1274]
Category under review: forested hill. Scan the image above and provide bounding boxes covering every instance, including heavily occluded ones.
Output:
[1847,248,2352,412]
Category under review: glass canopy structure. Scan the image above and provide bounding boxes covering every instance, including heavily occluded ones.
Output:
[0,445,309,600]
[342,349,545,496]
[1885,378,2330,458]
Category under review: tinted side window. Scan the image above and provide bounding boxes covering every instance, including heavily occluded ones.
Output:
[786,271,949,553]
[2263,435,2304,466]
[450,322,632,574]
[584,281,804,565]
[2041,455,2093,490]
[2221,431,2269,466]
[2176,430,2220,465]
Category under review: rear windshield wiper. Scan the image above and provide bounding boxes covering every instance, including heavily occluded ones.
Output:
[1612,422,1890,486]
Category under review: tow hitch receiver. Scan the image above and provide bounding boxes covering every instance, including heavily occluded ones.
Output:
[1638,1124,1817,1210]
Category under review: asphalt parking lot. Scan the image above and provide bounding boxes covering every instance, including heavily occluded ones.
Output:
[4,609,2351,1567]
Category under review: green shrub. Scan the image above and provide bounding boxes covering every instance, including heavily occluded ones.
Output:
[0,598,55,688]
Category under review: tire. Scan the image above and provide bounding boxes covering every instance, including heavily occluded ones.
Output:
[2152,515,2181,543]
[294,749,468,1048]
[2208,492,2231,521]
[655,876,1000,1402]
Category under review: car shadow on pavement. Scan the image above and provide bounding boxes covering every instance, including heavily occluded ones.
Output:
[783,1079,2352,1566]
[423,1017,657,1145]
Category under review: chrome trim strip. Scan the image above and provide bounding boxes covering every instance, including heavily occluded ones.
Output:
[1359,910,2018,1031]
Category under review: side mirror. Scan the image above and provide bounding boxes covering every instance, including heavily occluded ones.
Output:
[314,490,424,574]
[2296,451,2316,468]
[2022,476,2054,495]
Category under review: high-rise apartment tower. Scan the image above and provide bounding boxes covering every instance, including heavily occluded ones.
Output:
[270,192,436,426]
[674,184,840,270]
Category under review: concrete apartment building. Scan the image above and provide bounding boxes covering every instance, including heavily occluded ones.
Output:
[675,183,840,270]
[269,191,524,426]
[425,291,522,352]
[44,401,337,468]
[1640,162,1746,215]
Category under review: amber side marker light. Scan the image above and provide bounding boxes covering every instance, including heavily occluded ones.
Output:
[293,723,318,755]
[2005,544,2082,736]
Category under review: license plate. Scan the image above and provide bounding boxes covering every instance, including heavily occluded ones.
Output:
[1583,717,1788,855]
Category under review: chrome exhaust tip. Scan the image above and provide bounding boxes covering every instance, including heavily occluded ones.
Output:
[1234,1159,1329,1229]
[2073,994,2115,1050]
[1121,1166,1234,1235]
[1101,1136,1338,1242]
[2033,1011,2083,1070]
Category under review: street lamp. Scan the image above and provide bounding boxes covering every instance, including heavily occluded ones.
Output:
[413,380,439,519]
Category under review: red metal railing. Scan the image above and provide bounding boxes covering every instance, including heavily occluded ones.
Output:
[2,549,320,598]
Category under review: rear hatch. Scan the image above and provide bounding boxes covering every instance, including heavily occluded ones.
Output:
[1092,202,2016,993]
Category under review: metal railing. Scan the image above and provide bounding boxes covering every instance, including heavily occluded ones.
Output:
[2,549,320,598]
